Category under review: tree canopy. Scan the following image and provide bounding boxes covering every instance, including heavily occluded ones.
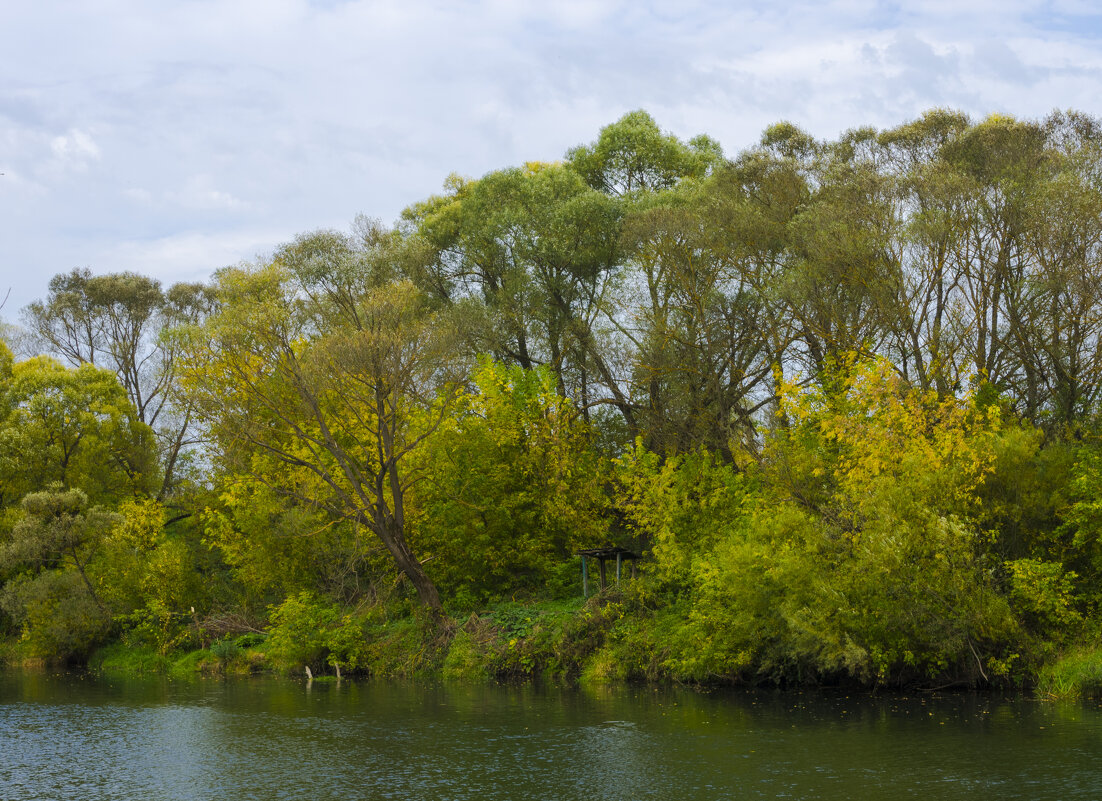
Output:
[6,108,1102,689]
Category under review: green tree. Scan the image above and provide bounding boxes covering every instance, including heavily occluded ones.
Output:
[23,269,212,497]
[620,175,785,456]
[0,355,157,506]
[180,230,464,610]
[413,360,608,605]
[0,486,119,659]
[407,162,629,422]
[566,109,723,197]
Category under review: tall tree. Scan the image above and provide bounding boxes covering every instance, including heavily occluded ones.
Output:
[620,177,783,456]
[406,162,631,423]
[23,270,211,497]
[180,229,463,610]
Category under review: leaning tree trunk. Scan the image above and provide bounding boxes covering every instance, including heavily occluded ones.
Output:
[369,509,442,611]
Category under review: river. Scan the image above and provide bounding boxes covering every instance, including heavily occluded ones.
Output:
[1,671,1100,800]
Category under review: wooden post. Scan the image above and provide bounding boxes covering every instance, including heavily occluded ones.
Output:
[582,555,588,598]
[598,557,607,590]
[616,553,622,585]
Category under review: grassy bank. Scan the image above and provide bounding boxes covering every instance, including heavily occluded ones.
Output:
[6,586,1102,701]
[1036,644,1102,700]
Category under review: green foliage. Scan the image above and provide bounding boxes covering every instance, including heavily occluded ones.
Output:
[413,360,608,603]
[0,356,158,504]
[13,110,1102,689]
[89,642,172,675]
[180,245,462,609]
[610,359,1029,686]
[978,427,1073,563]
[616,443,751,587]
[1058,439,1102,595]
[265,591,367,672]
[209,636,243,662]
[566,110,723,196]
[1036,643,1102,699]
[441,629,490,682]
[0,570,110,661]
[1005,558,1082,636]
[0,486,117,659]
[100,498,206,618]
[201,482,384,607]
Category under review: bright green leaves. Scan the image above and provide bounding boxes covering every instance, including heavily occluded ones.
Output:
[266,592,367,672]
[0,356,158,504]
[405,154,632,431]
[617,358,1036,684]
[566,110,723,197]
[616,443,750,587]
[181,232,465,609]
[413,360,607,607]
[776,357,1001,521]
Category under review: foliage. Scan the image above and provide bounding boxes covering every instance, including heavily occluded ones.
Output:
[1036,643,1102,699]
[413,360,608,604]
[12,109,1102,690]
[616,443,751,587]
[613,359,1026,685]
[265,591,367,673]
[201,480,385,607]
[22,269,211,497]
[0,356,158,504]
[179,235,464,609]
[0,570,111,661]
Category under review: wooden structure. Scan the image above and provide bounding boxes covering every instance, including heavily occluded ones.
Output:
[577,546,638,597]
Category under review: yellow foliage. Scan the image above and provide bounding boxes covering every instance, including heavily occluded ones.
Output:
[777,356,1000,521]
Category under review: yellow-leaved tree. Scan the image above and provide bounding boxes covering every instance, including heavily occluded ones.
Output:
[179,227,464,611]
[664,357,1022,685]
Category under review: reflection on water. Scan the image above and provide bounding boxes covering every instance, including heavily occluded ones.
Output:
[1,673,1101,800]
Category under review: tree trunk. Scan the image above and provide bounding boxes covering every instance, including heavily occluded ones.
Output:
[371,513,442,610]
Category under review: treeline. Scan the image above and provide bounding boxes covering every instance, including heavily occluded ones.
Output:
[4,109,1102,690]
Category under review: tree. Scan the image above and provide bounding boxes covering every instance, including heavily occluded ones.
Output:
[23,269,212,497]
[412,360,608,604]
[620,176,785,456]
[566,109,723,197]
[180,230,464,610]
[406,162,630,421]
[0,486,119,613]
[0,355,158,507]
[0,485,120,659]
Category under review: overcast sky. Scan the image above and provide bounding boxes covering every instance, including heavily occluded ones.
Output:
[3,0,1102,321]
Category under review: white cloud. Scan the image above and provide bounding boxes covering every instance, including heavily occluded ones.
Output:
[97,229,291,283]
[48,128,100,171]
[123,187,153,205]
[3,0,1102,319]
[169,174,251,212]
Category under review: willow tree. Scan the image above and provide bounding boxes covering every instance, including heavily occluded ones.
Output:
[405,161,627,420]
[22,269,212,497]
[620,178,784,457]
[180,228,462,610]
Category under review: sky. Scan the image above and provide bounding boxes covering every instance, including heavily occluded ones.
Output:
[3,0,1102,321]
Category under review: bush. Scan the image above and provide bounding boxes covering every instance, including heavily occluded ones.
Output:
[266,591,367,673]
[0,570,110,662]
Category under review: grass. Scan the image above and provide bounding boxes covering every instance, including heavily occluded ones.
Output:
[89,643,172,675]
[1036,644,1102,700]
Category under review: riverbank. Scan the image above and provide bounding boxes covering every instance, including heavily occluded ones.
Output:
[7,588,1102,701]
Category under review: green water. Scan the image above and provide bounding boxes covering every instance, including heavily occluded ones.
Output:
[1,672,1101,800]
